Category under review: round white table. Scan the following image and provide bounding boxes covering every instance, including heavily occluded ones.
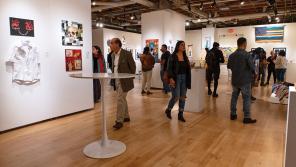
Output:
[70,73,135,159]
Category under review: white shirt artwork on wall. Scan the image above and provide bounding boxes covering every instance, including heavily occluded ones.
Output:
[7,40,40,85]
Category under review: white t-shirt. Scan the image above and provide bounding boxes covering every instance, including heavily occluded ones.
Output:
[114,49,121,74]
[7,41,40,85]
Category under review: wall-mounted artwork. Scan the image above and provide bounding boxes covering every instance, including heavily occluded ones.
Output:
[61,20,83,46]
[145,39,159,59]
[9,17,34,37]
[273,48,286,56]
[255,26,284,43]
[221,47,237,62]
[187,45,193,57]
[65,49,82,71]
[6,41,40,85]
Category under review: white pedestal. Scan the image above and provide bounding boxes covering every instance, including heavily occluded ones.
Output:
[185,68,206,112]
[284,86,296,167]
[151,63,163,89]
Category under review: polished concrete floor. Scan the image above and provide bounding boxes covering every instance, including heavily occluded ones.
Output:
[0,77,287,167]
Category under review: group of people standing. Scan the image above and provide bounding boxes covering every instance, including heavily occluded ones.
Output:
[91,36,288,129]
[252,48,288,87]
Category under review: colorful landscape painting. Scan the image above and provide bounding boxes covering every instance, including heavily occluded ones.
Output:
[255,26,284,43]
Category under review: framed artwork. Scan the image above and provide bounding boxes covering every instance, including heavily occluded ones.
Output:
[145,39,159,58]
[255,26,284,43]
[65,49,82,71]
[221,47,237,62]
[273,48,286,56]
[9,17,34,37]
[135,52,141,60]
[187,45,193,57]
[61,20,83,46]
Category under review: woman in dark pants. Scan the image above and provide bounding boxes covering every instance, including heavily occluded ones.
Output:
[92,46,106,103]
[266,51,276,85]
[165,41,191,122]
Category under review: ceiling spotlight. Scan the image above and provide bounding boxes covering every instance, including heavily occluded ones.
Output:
[92,1,96,6]
[130,15,135,20]
[275,17,280,22]
[96,22,103,28]
[240,1,245,5]
[198,18,201,22]
[185,21,190,26]
[199,2,203,10]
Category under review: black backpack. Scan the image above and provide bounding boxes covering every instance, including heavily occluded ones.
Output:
[206,50,218,69]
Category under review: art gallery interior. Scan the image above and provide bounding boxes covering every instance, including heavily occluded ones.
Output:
[0,0,296,166]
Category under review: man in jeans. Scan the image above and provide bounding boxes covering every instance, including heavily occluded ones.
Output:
[110,38,136,130]
[227,37,257,124]
[160,44,171,94]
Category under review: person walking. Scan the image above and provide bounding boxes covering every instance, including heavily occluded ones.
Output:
[274,50,288,83]
[165,41,191,122]
[258,50,267,86]
[160,44,171,94]
[227,37,257,124]
[92,46,106,103]
[110,38,136,130]
[205,42,225,97]
[140,46,155,95]
[265,51,277,85]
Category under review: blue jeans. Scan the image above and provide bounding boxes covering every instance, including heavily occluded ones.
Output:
[230,84,251,118]
[276,69,286,82]
[160,70,171,92]
[167,74,187,112]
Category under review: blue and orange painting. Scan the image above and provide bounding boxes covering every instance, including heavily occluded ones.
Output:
[255,26,284,43]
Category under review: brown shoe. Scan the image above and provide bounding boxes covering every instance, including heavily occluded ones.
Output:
[147,91,153,95]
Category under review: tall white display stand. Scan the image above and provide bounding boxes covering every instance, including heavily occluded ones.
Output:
[70,73,135,159]
[185,68,206,112]
[284,86,296,167]
[151,63,163,88]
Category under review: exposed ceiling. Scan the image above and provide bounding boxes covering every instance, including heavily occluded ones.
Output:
[91,0,296,33]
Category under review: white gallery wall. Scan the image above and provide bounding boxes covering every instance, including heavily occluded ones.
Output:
[92,28,142,73]
[216,23,296,63]
[0,0,93,131]
[142,9,186,54]
[185,30,202,61]
[186,23,296,62]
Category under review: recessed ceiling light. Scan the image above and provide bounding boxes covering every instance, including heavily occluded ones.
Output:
[92,1,96,6]
[185,21,190,26]
[130,15,135,20]
[240,1,245,5]
[198,18,201,22]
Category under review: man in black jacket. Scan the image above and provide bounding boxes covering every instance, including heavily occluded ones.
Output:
[206,42,225,97]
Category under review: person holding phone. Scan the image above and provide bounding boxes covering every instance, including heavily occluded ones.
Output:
[164,41,191,122]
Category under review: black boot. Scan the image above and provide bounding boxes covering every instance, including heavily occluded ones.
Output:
[208,89,212,96]
[165,109,172,119]
[243,118,257,124]
[178,112,186,122]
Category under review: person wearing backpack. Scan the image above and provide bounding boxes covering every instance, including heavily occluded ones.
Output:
[205,42,225,97]
[140,47,155,95]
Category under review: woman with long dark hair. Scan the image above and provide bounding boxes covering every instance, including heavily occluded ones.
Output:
[140,46,155,95]
[165,41,191,122]
[92,45,106,103]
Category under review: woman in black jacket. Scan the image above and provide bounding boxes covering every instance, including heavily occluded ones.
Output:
[165,41,191,122]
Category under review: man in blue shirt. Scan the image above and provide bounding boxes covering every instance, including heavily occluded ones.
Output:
[227,37,257,124]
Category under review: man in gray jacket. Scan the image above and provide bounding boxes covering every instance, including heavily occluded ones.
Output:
[227,37,257,124]
[110,38,136,129]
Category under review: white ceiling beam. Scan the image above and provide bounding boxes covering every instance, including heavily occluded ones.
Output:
[130,0,156,8]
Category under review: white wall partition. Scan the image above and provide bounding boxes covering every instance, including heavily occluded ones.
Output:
[0,0,93,131]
